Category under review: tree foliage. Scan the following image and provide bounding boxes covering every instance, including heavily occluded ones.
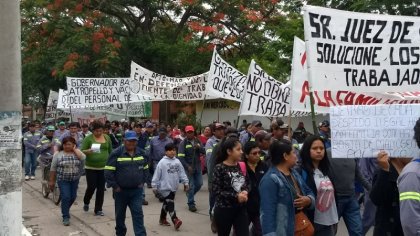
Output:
[22,0,418,109]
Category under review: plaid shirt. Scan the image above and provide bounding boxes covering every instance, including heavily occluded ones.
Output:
[51,151,85,181]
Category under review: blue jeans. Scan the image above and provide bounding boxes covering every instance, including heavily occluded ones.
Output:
[114,188,146,236]
[337,195,363,236]
[58,179,79,220]
[187,170,203,207]
[24,151,37,176]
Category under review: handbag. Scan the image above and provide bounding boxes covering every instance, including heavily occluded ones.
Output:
[290,174,314,236]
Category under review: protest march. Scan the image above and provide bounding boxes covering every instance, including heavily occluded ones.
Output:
[11,3,420,236]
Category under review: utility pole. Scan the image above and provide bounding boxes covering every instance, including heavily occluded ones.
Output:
[0,1,22,235]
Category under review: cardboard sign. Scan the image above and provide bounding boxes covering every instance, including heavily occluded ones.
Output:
[330,104,420,158]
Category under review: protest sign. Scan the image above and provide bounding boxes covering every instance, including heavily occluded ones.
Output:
[130,62,212,101]
[57,89,150,117]
[206,49,247,102]
[45,90,71,119]
[330,104,420,158]
[304,5,420,92]
[291,37,420,113]
[66,77,152,107]
[239,60,291,117]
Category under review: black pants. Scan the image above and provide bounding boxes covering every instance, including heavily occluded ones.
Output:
[83,169,105,213]
[160,192,178,222]
[214,206,249,236]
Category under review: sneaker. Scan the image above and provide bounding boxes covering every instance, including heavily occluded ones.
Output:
[173,218,182,230]
[159,218,171,226]
[188,205,197,212]
[30,176,35,180]
[62,218,70,226]
[25,176,29,181]
[95,211,105,216]
[83,204,89,212]
[142,200,149,206]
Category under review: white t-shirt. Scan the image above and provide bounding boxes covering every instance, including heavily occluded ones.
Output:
[313,168,339,226]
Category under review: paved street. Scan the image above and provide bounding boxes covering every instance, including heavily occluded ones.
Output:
[23,167,373,236]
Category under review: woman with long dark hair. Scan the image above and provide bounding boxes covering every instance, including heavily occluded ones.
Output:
[212,137,249,236]
[49,136,85,226]
[243,141,268,236]
[299,135,338,236]
[260,140,315,235]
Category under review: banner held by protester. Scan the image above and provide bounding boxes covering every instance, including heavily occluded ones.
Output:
[291,37,420,113]
[130,61,212,101]
[330,104,420,158]
[304,5,420,92]
[206,49,247,102]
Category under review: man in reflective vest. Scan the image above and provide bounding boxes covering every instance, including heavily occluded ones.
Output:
[104,131,148,236]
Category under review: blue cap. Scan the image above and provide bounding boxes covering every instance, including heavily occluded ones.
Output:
[124,131,138,141]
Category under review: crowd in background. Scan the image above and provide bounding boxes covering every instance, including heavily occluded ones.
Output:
[21,116,420,236]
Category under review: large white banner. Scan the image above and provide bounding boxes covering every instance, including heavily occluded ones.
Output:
[239,60,291,117]
[130,62,211,101]
[66,77,152,107]
[57,89,149,117]
[291,37,420,113]
[304,5,420,92]
[331,104,420,158]
[206,49,247,102]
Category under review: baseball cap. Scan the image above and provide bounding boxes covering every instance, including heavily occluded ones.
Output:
[146,121,153,128]
[279,123,289,129]
[252,120,262,127]
[47,125,56,131]
[214,123,225,129]
[185,125,195,132]
[255,130,272,141]
[225,127,239,138]
[159,127,167,133]
[58,121,65,126]
[319,120,330,127]
[124,131,138,141]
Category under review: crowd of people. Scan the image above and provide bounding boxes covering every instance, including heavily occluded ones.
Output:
[22,117,420,236]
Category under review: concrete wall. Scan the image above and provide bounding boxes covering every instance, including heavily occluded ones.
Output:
[0,1,22,235]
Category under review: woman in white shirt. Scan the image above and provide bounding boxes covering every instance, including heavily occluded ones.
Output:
[298,135,338,236]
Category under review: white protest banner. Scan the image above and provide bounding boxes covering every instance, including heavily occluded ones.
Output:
[66,77,152,107]
[206,49,247,102]
[291,37,420,113]
[57,89,150,117]
[239,60,291,117]
[130,62,211,101]
[330,104,420,158]
[45,90,71,119]
[304,5,420,92]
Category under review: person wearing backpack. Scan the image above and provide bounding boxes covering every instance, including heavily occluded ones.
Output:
[298,135,338,236]
[212,137,249,236]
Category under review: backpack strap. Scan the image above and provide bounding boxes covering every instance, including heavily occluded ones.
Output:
[239,161,247,176]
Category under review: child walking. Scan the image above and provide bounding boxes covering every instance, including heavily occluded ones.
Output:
[152,143,189,230]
